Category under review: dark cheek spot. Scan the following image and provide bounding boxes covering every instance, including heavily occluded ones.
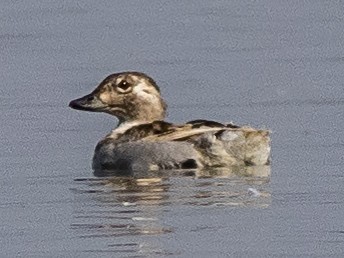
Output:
[181,159,198,169]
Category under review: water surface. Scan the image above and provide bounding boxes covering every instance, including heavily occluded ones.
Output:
[1,0,344,257]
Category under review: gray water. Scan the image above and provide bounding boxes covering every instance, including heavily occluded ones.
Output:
[1,0,344,257]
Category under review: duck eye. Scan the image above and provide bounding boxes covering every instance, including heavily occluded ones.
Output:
[117,80,131,91]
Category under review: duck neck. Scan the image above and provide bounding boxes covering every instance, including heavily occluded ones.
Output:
[118,102,166,127]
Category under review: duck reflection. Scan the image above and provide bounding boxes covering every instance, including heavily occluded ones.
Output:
[71,165,271,255]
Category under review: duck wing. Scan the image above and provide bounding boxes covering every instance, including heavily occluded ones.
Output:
[142,120,246,142]
[142,120,270,167]
[114,120,240,143]
[96,120,270,171]
[186,119,240,129]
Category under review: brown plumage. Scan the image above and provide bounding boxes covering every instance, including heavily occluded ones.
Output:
[69,72,271,174]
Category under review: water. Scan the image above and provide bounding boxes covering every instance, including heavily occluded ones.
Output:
[1,0,344,257]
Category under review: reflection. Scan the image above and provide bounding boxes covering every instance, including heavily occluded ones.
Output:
[94,165,271,178]
[71,165,271,255]
[196,165,271,178]
[71,176,174,256]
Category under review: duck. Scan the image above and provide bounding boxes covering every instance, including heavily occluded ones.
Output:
[69,71,270,175]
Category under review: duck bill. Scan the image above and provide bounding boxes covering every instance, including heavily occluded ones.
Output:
[69,93,106,112]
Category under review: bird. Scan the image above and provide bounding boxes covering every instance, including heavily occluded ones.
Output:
[69,71,270,175]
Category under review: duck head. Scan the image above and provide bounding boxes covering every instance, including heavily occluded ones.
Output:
[69,72,167,124]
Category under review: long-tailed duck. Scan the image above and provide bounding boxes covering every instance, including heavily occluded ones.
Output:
[69,72,270,175]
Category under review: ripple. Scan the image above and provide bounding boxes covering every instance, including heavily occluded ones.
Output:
[71,166,271,255]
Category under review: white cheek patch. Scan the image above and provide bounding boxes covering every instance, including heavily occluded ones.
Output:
[133,82,161,104]
[99,91,111,103]
[115,77,123,85]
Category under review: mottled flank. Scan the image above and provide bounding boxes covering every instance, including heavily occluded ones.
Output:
[70,72,271,174]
